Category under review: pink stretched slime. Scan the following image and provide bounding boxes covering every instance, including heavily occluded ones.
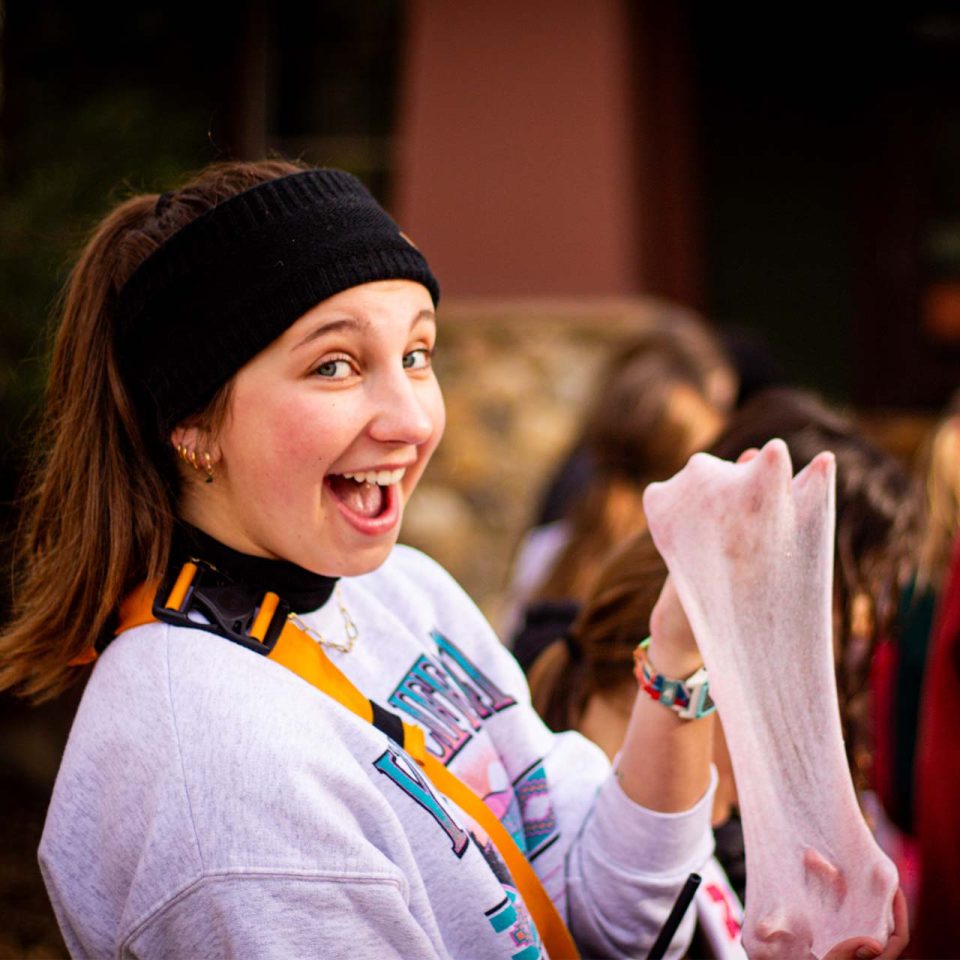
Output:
[643,439,897,959]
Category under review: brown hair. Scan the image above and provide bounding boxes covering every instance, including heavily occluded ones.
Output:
[916,389,960,592]
[0,159,307,701]
[532,328,728,604]
[529,531,665,730]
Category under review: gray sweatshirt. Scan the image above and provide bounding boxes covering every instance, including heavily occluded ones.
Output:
[40,546,714,959]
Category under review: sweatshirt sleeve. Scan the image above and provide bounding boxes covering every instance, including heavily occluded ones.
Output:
[122,873,443,960]
[564,764,717,958]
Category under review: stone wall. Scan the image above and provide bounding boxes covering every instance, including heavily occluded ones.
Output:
[398,295,710,631]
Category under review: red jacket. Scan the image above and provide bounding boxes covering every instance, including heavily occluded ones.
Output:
[914,534,960,958]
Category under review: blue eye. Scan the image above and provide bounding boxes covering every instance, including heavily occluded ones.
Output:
[403,348,432,371]
[313,358,353,379]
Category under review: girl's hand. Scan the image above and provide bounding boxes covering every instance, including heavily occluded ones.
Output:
[820,888,908,960]
[647,575,702,678]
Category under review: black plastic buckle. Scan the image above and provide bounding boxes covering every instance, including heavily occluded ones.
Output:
[152,560,290,656]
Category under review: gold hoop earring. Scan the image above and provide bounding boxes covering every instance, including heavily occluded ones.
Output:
[174,442,213,483]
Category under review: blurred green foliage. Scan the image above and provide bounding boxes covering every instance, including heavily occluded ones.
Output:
[0,88,212,451]
[0,2,233,622]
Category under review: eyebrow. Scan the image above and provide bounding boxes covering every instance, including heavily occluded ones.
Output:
[292,309,436,350]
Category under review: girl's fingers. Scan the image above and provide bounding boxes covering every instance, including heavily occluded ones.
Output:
[821,936,882,960]
[820,888,909,960]
[878,888,909,959]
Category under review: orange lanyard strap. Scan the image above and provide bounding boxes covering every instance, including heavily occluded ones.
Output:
[114,564,580,960]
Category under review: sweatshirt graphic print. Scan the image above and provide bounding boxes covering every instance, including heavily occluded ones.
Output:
[382,628,555,958]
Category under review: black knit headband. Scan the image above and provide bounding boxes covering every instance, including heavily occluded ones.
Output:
[116,169,440,436]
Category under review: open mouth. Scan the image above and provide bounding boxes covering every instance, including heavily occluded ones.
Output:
[325,467,406,526]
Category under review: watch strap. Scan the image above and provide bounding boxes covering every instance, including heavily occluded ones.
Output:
[633,639,716,720]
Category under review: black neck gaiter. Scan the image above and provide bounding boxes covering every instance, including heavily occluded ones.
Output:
[170,522,338,614]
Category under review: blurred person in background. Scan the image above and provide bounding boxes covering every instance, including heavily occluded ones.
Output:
[867,391,960,916]
[503,318,734,669]
[902,389,960,958]
[872,389,960,835]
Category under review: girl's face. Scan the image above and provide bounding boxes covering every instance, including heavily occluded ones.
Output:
[183,279,445,577]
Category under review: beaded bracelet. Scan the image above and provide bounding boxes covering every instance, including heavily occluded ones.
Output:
[632,637,715,720]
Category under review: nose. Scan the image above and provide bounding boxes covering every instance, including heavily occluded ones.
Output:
[367,367,439,447]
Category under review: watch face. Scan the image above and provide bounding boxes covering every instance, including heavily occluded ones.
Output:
[693,687,717,719]
[639,652,715,719]
[674,677,715,720]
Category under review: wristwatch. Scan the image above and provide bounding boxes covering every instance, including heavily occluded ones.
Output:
[633,640,716,720]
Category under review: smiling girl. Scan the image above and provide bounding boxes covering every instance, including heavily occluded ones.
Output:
[0,160,904,959]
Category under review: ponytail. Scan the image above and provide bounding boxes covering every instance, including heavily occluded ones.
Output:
[0,159,307,701]
[0,196,175,699]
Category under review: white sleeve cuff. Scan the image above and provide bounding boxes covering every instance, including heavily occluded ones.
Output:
[591,763,718,877]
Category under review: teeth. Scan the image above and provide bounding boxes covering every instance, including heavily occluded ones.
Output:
[341,467,406,486]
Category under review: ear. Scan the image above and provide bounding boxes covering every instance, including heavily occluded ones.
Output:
[169,422,222,467]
